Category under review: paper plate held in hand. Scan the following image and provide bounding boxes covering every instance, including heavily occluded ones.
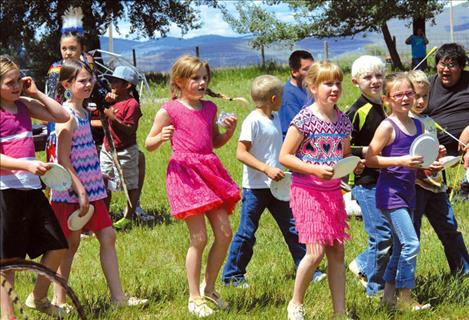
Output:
[440,156,460,169]
[67,205,94,231]
[333,156,360,179]
[409,134,439,168]
[40,163,72,190]
[270,172,292,201]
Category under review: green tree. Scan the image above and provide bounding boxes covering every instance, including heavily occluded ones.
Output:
[0,0,216,80]
[220,0,294,67]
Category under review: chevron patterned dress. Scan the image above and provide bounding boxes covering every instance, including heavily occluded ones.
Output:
[51,103,107,203]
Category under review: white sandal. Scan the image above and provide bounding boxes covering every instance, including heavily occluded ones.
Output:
[188,297,214,318]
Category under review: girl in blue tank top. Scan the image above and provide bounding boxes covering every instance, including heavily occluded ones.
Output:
[366,73,438,311]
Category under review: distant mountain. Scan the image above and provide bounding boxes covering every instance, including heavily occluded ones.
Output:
[99,3,468,72]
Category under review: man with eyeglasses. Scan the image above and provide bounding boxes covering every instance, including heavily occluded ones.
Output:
[427,43,469,200]
[426,43,469,156]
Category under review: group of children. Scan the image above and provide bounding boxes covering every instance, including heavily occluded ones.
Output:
[1,48,468,320]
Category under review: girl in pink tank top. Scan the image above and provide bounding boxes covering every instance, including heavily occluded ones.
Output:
[0,55,70,318]
[146,55,241,317]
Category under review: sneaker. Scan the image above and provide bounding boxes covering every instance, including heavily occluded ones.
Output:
[188,297,214,318]
[312,270,327,283]
[348,260,368,288]
[113,217,132,230]
[135,206,155,222]
[111,296,149,307]
[25,293,67,317]
[200,282,229,309]
[287,300,305,320]
[223,278,250,289]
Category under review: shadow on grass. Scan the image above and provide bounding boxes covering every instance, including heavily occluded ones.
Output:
[110,205,174,229]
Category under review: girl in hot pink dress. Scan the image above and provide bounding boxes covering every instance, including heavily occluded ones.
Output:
[145,55,240,318]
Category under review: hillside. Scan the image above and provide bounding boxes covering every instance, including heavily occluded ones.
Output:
[99,3,469,72]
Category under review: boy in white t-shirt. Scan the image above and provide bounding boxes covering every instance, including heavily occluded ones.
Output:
[408,70,469,276]
[222,75,325,287]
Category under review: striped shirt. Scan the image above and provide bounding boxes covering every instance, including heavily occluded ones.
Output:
[51,103,107,203]
[0,101,41,190]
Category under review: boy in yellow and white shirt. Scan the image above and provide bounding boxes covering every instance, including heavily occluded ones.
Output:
[408,70,469,276]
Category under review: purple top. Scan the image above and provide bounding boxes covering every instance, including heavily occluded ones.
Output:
[376,118,422,210]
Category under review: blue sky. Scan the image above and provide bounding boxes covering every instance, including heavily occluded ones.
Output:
[115,2,293,39]
[114,1,467,40]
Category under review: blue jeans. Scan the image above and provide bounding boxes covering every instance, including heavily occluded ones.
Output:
[414,186,469,274]
[381,208,420,289]
[352,185,392,295]
[222,188,306,283]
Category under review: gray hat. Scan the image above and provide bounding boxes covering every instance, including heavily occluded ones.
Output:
[108,66,139,86]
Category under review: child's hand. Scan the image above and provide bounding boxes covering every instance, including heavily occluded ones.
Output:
[105,92,117,103]
[160,125,175,141]
[399,155,424,168]
[354,159,366,175]
[27,160,50,175]
[78,192,90,217]
[223,116,237,133]
[103,107,116,121]
[428,159,444,172]
[311,165,334,180]
[21,76,39,98]
[264,166,285,181]
[437,145,446,159]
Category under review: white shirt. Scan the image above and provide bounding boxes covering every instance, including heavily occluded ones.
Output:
[239,110,284,188]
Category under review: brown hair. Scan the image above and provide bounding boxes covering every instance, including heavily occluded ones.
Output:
[382,72,414,98]
[303,61,343,94]
[58,58,92,97]
[0,55,19,81]
[169,55,211,98]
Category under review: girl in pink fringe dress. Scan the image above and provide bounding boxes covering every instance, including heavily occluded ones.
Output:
[145,55,240,317]
[280,62,363,320]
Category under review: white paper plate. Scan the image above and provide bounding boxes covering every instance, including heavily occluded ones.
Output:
[67,205,94,231]
[40,163,72,190]
[269,172,292,201]
[333,156,360,179]
[440,156,460,169]
[410,134,439,168]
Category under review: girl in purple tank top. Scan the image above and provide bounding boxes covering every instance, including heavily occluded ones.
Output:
[367,73,438,311]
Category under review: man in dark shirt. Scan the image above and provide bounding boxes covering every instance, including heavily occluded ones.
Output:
[426,43,469,199]
[426,43,469,156]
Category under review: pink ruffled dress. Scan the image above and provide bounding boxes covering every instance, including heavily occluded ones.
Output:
[289,107,353,245]
[163,100,240,220]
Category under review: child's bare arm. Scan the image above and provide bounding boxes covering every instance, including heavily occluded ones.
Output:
[103,106,135,136]
[237,141,285,181]
[145,108,173,152]
[366,121,422,168]
[279,125,333,179]
[20,77,69,123]
[213,114,237,148]
[56,119,89,216]
[0,153,49,175]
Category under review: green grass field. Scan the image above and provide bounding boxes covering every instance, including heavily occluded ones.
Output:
[14,65,469,319]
